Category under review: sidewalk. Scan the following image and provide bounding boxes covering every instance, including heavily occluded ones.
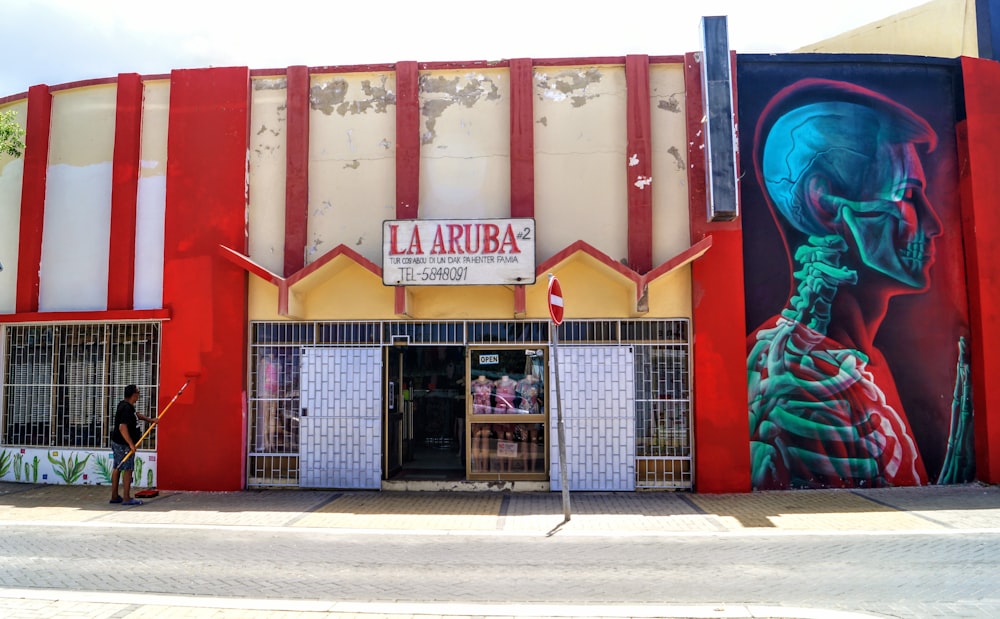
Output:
[2,481,999,618]
[3,481,1000,536]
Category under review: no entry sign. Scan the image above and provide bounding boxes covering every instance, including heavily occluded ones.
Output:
[547,275,564,326]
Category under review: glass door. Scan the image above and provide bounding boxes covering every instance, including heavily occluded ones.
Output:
[467,347,547,481]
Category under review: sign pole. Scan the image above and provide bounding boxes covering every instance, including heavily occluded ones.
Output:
[548,274,571,521]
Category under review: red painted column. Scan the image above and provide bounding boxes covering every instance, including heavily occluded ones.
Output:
[510,58,535,219]
[626,55,653,275]
[510,58,535,315]
[107,73,143,310]
[395,61,420,220]
[394,61,420,315]
[956,57,1000,484]
[284,65,310,276]
[159,67,251,491]
[15,85,52,314]
[684,52,750,493]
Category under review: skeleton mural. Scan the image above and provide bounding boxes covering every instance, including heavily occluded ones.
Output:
[745,78,974,490]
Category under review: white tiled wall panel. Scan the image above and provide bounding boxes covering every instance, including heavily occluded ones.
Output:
[549,345,635,491]
[300,347,382,489]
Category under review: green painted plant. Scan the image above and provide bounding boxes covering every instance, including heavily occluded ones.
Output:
[0,450,10,478]
[134,456,145,487]
[93,455,114,484]
[13,453,23,481]
[30,455,39,482]
[90,453,153,486]
[48,452,93,484]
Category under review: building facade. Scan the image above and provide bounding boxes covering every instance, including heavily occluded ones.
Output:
[1,8,998,493]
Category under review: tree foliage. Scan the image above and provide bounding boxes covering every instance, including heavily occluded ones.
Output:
[0,110,26,158]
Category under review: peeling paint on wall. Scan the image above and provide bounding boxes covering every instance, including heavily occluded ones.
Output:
[310,76,395,116]
[313,200,333,217]
[419,73,502,145]
[666,145,685,171]
[254,143,280,157]
[254,78,288,91]
[308,234,323,259]
[253,121,282,158]
[656,92,683,113]
[421,74,501,106]
[535,68,603,107]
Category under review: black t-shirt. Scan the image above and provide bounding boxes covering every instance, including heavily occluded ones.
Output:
[110,399,140,445]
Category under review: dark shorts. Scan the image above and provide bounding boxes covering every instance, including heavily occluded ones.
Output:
[111,441,134,471]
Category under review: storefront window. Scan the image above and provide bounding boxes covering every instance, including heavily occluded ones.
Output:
[467,347,547,479]
[2,323,160,449]
[469,422,545,474]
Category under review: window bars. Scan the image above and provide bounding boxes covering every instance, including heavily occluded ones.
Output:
[247,319,692,490]
[634,343,692,489]
[2,323,160,449]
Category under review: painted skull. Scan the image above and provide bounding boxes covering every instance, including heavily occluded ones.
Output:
[758,84,940,290]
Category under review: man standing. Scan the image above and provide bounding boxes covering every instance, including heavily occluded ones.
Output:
[110,385,156,505]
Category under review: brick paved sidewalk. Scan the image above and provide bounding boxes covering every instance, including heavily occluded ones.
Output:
[1,480,999,535]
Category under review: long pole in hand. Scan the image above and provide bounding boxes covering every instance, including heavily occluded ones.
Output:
[115,378,193,471]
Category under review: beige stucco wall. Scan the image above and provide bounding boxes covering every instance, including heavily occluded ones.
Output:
[248,76,288,275]
[139,80,170,180]
[248,61,694,323]
[135,79,170,310]
[291,260,396,320]
[649,63,691,267]
[40,84,117,311]
[0,100,26,313]
[405,284,515,320]
[534,64,629,266]
[248,276,282,320]
[418,68,511,221]
[307,71,397,267]
[796,0,979,57]
[48,85,117,167]
[648,266,692,318]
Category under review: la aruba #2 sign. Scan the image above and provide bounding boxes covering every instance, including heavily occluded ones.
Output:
[382,218,536,286]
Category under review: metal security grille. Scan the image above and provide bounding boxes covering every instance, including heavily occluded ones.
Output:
[248,320,549,487]
[248,323,306,487]
[549,345,636,491]
[2,323,160,449]
[633,321,691,489]
[551,319,692,490]
[300,347,381,489]
[247,319,691,490]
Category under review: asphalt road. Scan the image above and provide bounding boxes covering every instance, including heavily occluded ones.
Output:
[3,524,999,617]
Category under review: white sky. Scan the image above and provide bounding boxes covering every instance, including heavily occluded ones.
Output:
[2,0,931,97]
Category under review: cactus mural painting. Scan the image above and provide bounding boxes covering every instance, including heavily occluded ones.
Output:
[47,452,92,484]
[0,447,155,486]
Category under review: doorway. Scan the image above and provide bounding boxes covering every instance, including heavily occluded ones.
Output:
[386,345,466,481]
